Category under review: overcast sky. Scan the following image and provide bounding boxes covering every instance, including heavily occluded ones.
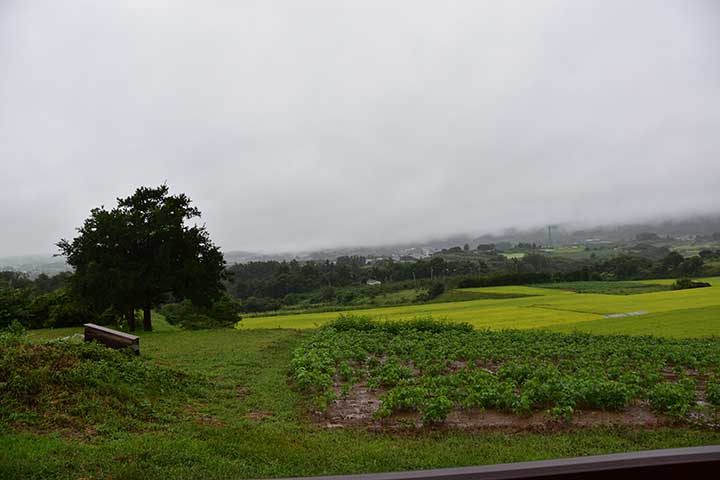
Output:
[1,0,719,257]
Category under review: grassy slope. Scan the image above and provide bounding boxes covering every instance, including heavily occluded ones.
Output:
[4,326,720,479]
[239,277,720,337]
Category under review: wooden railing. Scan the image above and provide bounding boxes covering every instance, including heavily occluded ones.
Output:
[278,446,720,480]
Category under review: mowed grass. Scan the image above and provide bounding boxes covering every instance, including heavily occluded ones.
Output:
[239,277,720,338]
[5,325,720,479]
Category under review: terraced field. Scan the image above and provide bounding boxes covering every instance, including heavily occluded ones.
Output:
[238,277,720,338]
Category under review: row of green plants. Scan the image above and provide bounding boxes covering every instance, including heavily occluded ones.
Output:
[290,316,720,425]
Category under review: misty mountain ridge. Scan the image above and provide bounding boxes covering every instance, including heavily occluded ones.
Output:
[223,215,720,263]
[3,215,718,276]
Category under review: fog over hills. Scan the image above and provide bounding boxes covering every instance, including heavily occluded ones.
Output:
[223,214,720,262]
[5,215,718,275]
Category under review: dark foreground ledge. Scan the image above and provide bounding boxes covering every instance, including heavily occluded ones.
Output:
[276,445,720,480]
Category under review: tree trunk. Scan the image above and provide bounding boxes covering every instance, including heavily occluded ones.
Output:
[127,307,136,332]
[143,305,152,332]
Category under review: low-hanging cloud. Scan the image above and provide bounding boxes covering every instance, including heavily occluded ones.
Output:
[1,0,719,256]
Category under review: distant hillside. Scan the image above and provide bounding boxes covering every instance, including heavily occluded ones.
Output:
[0,254,71,277]
[471,215,720,246]
[6,215,718,273]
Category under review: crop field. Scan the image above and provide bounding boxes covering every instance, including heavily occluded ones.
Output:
[239,277,720,338]
[533,281,671,295]
[292,317,720,428]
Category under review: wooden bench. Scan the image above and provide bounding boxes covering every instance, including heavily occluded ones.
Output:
[83,323,140,355]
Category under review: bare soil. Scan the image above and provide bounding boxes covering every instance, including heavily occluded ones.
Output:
[245,410,273,421]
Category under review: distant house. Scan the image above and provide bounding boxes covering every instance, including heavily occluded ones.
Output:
[366,279,382,286]
[398,255,418,263]
[364,257,385,265]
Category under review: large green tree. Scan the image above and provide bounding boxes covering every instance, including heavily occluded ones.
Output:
[58,185,225,331]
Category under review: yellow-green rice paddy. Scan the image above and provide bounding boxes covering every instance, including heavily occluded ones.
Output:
[238,277,720,338]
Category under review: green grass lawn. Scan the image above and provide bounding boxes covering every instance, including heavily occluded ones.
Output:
[4,324,720,479]
[239,277,720,337]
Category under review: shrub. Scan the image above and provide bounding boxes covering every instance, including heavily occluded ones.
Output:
[0,320,27,347]
[575,378,632,411]
[336,290,357,305]
[421,395,453,424]
[648,382,696,417]
[241,296,280,313]
[368,358,413,388]
[380,386,427,412]
[159,295,241,329]
[282,293,304,306]
[0,287,32,329]
[706,380,720,407]
[29,290,95,328]
[672,278,711,290]
[549,405,574,422]
[0,287,96,329]
[421,282,446,301]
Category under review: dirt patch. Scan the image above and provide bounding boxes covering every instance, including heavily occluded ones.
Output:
[236,386,250,399]
[195,415,226,427]
[446,360,468,373]
[10,421,102,440]
[245,410,273,421]
[324,382,383,427]
[572,404,668,428]
[182,402,226,427]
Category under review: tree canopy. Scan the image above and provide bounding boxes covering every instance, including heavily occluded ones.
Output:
[58,185,225,331]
